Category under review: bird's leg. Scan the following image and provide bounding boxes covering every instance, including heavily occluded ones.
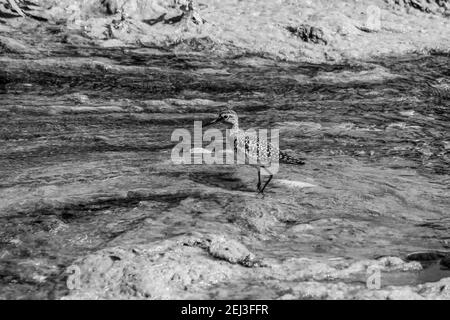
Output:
[259,174,273,194]
[257,166,273,195]
[256,166,261,192]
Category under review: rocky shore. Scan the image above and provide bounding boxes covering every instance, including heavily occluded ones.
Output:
[0,0,449,300]
[1,0,450,62]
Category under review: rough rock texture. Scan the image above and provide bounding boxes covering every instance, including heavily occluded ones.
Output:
[63,237,449,299]
[276,277,450,300]
[63,234,258,299]
[286,25,328,45]
[1,0,450,62]
[385,0,450,14]
[0,0,449,300]
[100,0,119,15]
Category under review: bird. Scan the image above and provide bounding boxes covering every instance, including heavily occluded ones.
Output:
[205,109,306,194]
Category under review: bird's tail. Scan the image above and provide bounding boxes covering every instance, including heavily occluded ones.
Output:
[279,151,306,165]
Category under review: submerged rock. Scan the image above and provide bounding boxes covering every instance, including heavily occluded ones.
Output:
[63,234,258,299]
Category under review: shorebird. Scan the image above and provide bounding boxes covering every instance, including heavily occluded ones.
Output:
[205,109,306,194]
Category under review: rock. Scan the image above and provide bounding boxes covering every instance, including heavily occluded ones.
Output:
[0,2,22,18]
[204,235,257,267]
[101,0,119,15]
[384,288,424,300]
[6,0,25,17]
[416,277,450,299]
[286,24,328,45]
[378,256,406,267]
[377,256,422,271]
[385,0,449,15]
[170,37,218,52]
[63,235,255,299]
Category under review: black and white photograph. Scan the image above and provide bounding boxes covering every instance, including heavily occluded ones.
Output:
[0,0,449,304]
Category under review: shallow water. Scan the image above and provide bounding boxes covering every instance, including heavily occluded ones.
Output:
[0,45,449,299]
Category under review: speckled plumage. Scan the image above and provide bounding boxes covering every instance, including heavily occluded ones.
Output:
[229,126,305,166]
[206,109,306,194]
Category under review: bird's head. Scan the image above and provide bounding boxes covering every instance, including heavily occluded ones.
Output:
[205,109,238,128]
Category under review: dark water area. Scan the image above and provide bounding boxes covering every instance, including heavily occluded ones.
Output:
[0,47,449,299]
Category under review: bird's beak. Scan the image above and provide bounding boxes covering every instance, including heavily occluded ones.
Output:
[204,116,221,127]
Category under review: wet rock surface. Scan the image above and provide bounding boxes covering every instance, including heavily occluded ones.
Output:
[0,0,449,300]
